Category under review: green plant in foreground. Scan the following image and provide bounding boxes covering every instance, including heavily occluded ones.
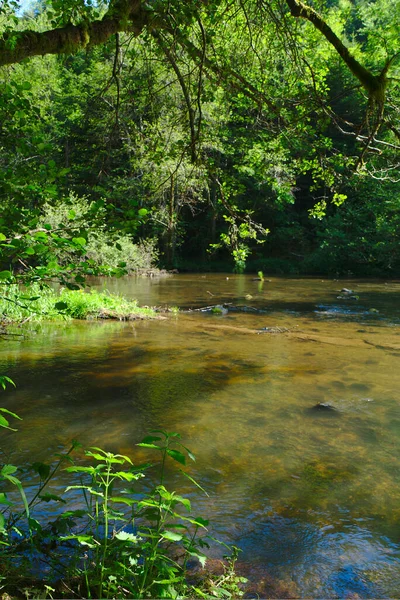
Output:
[0,427,245,599]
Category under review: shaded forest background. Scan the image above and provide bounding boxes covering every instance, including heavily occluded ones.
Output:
[1,0,399,279]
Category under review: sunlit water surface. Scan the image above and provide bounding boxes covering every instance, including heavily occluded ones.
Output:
[1,275,400,598]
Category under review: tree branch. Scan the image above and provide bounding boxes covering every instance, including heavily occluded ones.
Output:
[0,0,146,67]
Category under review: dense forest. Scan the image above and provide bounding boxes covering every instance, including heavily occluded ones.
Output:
[0,0,399,283]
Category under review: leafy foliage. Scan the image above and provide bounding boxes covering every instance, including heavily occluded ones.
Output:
[0,428,246,598]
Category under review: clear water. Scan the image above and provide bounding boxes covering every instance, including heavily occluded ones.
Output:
[1,274,400,598]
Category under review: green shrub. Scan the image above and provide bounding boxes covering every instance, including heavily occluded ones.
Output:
[39,193,158,273]
[0,429,246,599]
[0,284,156,323]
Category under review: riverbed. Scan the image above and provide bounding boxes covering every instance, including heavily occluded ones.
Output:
[1,274,400,597]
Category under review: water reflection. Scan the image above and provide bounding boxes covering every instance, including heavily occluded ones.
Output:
[1,274,400,597]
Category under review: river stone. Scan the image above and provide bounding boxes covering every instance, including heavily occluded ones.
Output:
[309,402,338,413]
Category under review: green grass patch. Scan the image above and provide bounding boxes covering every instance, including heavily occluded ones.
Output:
[0,284,156,324]
[57,289,156,320]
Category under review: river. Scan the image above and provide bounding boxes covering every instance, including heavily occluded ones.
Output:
[1,274,400,598]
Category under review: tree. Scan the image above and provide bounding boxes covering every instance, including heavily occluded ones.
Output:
[0,0,399,272]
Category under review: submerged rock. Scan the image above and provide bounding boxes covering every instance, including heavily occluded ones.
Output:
[309,402,337,412]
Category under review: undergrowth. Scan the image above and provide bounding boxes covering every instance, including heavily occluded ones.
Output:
[0,284,156,324]
[0,427,246,599]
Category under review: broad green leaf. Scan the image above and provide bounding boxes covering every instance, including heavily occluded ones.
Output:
[28,518,42,532]
[0,270,12,280]
[113,471,142,481]
[193,517,209,527]
[0,233,6,241]
[54,301,68,310]
[166,449,186,465]
[115,531,138,542]
[172,495,191,511]
[72,237,86,247]
[31,462,51,480]
[61,535,97,548]
[1,465,17,477]
[0,415,14,430]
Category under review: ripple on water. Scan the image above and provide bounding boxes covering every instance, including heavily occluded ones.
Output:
[239,513,400,598]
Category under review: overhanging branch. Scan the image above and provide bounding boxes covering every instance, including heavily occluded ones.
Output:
[0,0,146,67]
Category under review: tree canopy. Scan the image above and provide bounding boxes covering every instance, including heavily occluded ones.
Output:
[0,0,399,275]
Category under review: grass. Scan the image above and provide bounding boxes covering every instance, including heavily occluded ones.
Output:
[0,284,156,324]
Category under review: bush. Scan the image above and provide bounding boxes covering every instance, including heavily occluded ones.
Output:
[0,429,246,599]
[0,284,156,324]
[39,193,158,273]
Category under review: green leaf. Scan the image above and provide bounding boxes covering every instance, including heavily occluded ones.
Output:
[141,435,162,444]
[172,495,191,511]
[115,531,138,542]
[0,233,6,241]
[166,449,186,465]
[0,409,19,420]
[162,530,183,542]
[0,377,16,391]
[39,493,66,503]
[32,462,51,480]
[110,496,135,506]
[1,465,17,477]
[61,535,97,548]
[0,492,12,506]
[137,443,162,450]
[24,247,35,255]
[193,517,209,527]
[0,270,12,280]
[72,237,86,247]
[0,415,11,428]
[28,518,42,532]
[54,302,68,310]
[113,471,142,481]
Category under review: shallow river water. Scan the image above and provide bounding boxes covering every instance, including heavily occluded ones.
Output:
[2,274,400,598]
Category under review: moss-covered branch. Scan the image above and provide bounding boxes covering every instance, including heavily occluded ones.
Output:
[0,0,147,67]
[284,0,387,98]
